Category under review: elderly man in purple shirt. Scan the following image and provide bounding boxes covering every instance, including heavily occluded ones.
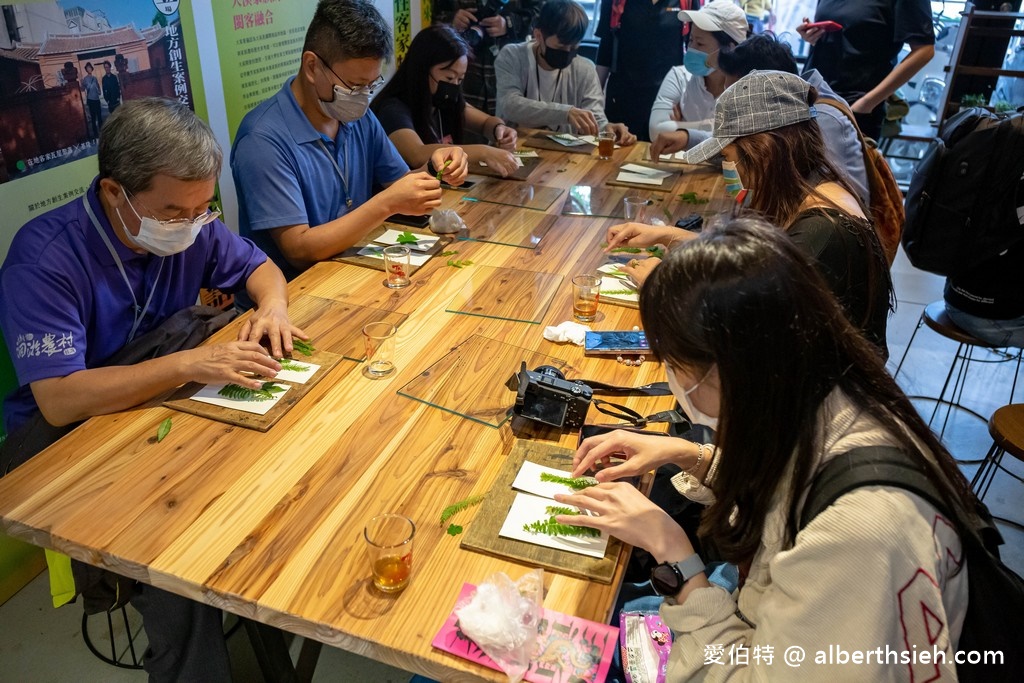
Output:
[0,97,305,682]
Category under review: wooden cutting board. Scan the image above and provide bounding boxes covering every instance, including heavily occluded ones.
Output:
[163,349,345,431]
[460,440,626,583]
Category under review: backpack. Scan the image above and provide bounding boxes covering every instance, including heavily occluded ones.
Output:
[801,446,1024,682]
[902,107,1024,276]
[817,96,906,265]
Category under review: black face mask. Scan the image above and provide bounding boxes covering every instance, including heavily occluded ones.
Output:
[543,45,577,70]
[432,80,461,109]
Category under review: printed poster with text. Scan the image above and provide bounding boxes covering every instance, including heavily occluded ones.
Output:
[0,0,208,259]
[211,0,319,141]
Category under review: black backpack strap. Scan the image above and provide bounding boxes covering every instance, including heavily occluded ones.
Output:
[800,446,952,531]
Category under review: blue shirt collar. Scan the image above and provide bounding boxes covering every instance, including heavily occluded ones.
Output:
[277,75,333,145]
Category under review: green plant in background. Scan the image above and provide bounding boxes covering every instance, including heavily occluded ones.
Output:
[961,93,987,108]
[218,382,285,402]
[993,100,1016,114]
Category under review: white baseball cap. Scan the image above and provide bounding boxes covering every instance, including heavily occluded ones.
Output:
[678,0,748,45]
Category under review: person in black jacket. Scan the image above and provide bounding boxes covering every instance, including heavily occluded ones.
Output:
[101,60,121,114]
[433,0,541,117]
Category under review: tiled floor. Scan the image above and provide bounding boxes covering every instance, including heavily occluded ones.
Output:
[0,249,1021,681]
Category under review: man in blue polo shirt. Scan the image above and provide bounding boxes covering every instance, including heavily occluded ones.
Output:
[231,0,469,280]
[0,98,304,681]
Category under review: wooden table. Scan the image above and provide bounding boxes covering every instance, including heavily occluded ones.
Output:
[0,137,727,681]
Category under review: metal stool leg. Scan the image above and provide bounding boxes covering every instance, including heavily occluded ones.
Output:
[893,311,926,380]
[971,442,1001,496]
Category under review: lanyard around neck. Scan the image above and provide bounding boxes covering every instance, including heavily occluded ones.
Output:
[83,195,165,344]
[317,136,352,209]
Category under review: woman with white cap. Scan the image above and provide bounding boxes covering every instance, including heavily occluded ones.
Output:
[648,0,749,157]
[610,70,892,358]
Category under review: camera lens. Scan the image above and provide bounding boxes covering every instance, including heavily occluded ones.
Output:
[534,365,565,380]
[462,26,483,47]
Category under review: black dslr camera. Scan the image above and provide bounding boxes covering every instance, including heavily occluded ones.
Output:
[461,0,506,48]
[507,362,592,430]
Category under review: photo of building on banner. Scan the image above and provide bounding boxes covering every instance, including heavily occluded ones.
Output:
[0,0,199,185]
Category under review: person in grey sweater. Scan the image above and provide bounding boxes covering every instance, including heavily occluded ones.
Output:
[495,0,635,145]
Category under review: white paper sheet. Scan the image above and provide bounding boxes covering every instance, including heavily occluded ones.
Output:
[512,461,598,499]
[546,133,589,147]
[620,163,672,179]
[190,382,291,415]
[271,359,320,385]
[615,172,666,186]
[498,491,609,558]
[357,245,432,266]
[373,228,438,252]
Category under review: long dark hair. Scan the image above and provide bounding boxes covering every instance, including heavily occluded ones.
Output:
[372,25,470,144]
[640,219,978,565]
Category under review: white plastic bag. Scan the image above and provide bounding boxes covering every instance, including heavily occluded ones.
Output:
[429,209,465,234]
[454,569,543,682]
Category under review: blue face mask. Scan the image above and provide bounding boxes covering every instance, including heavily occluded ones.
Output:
[722,160,743,197]
[683,48,716,77]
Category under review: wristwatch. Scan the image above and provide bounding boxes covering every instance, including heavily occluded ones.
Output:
[650,554,706,597]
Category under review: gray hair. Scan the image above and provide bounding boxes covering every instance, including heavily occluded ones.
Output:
[98,98,222,194]
[304,0,393,65]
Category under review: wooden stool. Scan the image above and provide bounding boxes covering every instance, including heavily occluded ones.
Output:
[972,404,1024,528]
[894,301,1022,447]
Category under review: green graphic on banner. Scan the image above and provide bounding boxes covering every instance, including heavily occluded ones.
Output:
[394,0,411,65]
[210,0,319,141]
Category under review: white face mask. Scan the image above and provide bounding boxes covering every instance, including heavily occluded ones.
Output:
[665,362,719,431]
[318,85,370,123]
[117,191,214,256]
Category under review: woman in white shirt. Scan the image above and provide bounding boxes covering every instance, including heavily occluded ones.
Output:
[649,0,748,158]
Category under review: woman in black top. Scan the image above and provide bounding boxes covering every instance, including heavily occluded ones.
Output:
[606,71,893,357]
[372,25,519,176]
[797,0,935,140]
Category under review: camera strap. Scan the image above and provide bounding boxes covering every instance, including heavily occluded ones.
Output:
[575,379,672,396]
[591,399,688,430]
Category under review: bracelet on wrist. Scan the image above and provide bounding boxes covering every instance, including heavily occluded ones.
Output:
[686,443,706,475]
[490,119,504,141]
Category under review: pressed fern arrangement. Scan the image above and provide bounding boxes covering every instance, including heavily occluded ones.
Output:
[218,382,285,402]
[539,472,597,490]
[524,506,600,538]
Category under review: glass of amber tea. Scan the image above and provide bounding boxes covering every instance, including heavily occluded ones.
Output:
[571,274,601,323]
[364,514,415,593]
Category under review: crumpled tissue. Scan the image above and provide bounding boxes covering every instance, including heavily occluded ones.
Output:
[543,320,591,346]
[454,569,543,683]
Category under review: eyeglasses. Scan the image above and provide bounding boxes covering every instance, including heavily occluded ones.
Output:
[314,53,385,96]
[124,187,221,229]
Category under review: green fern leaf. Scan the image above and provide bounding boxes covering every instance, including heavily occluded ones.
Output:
[539,472,597,490]
[523,517,600,538]
[277,358,309,372]
[439,494,485,525]
[292,338,316,356]
[218,383,281,402]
